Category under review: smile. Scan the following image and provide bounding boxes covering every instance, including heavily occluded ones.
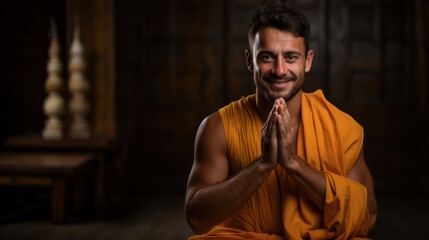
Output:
[265,79,292,88]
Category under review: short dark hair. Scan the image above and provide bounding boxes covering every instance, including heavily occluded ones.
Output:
[248,0,310,54]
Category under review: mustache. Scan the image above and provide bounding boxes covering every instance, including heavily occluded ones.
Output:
[264,74,296,82]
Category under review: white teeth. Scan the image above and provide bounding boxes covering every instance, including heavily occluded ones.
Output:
[271,81,287,84]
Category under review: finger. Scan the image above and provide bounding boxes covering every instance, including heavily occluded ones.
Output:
[276,112,288,140]
[276,98,285,116]
[261,110,277,157]
[262,99,278,129]
[271,111,278,140]
[262,104,277,140]
[277,101,287,127]
[268,104,278,135]
[279,100,292,128]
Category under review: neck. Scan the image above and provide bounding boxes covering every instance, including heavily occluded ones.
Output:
[256,90,302,126]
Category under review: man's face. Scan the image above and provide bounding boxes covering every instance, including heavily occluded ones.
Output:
[246,27,314,102]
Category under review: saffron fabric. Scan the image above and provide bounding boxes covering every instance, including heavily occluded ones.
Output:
[189,90,370,240]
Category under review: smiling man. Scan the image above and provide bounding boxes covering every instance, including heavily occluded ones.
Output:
[185,1,377,239]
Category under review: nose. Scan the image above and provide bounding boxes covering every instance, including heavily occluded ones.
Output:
[273,58,287,77]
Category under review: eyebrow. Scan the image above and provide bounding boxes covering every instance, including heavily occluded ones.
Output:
[257,50,302,56]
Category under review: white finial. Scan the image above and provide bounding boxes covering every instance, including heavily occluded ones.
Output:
[42,18,65,140]
[68,23,90,139]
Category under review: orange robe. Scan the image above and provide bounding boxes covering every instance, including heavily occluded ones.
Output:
[189,90,371,240]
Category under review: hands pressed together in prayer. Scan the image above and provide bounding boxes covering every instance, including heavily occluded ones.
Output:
[261,98,327,211]
[261,98,299,170]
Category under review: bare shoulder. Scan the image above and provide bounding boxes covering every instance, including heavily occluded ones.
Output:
[186,111,228,195]
[194,111,227,173]
[196,111,225,147]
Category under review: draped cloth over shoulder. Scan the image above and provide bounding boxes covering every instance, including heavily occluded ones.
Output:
[188,90,371,240]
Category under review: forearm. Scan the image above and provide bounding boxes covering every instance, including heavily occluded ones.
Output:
[185,158,274,234]
[283,155,326,210]
[284,155,377,221]
[285,155,377,236]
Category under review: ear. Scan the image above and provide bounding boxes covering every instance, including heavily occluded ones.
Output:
[245,49,254,72]
[304,49,314,73]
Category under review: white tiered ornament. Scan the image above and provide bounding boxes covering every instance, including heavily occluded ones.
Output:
[42,19,64,140]
[68,25,90,139]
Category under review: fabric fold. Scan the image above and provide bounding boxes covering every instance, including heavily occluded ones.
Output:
[323,172,370,239]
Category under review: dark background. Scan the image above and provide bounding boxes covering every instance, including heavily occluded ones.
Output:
[0,0,428,238]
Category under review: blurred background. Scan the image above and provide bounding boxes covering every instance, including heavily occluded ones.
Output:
[0,0,428,239]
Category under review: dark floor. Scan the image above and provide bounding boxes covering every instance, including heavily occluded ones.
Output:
[0,193,194,240]
[368,193,429,239]
[0,192,427,239]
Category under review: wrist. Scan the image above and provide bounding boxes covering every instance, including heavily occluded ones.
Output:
[258,156,276,171]
[282,154,301,172]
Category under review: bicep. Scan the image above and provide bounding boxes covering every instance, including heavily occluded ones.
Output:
[347,147,374,194]
[186,112,229,197]
[347,147,378,228]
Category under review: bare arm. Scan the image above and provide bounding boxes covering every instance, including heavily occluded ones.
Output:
[185,110,277,234]
[347,148,377,230]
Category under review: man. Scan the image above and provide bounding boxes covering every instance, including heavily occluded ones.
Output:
[185,1,377,239]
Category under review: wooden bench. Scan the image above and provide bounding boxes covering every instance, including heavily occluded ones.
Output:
[0,152,97,224]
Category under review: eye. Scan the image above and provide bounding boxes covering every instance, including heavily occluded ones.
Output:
[259,54,274,63]
[285,55,298,62]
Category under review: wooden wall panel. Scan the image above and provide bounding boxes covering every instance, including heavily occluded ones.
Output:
[116,0,227,192]
[416,0,429,193]
[326,0,424,193]
[225,0,258,103]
